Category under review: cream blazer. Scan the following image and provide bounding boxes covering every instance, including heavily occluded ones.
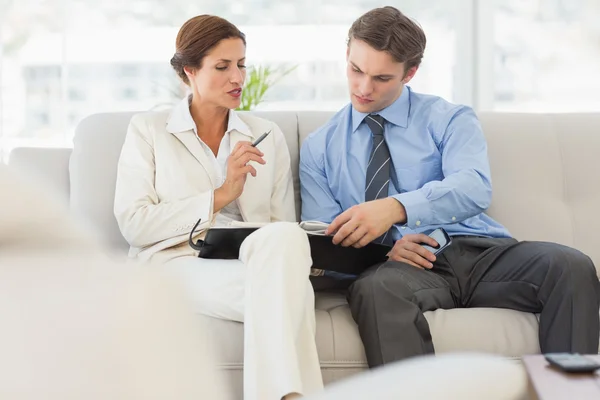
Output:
[114,97,296,263]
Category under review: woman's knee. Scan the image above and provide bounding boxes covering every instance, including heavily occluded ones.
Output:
[242,222,310,259]
[241,222,311,279]
[255,221,308,244]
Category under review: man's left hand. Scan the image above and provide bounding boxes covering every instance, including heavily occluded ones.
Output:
[326,198,406,248]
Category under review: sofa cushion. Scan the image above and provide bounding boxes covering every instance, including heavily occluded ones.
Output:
[477,113,600,276]
[242,111,301,220]
[70,112,135,251]
[204,292,540,381]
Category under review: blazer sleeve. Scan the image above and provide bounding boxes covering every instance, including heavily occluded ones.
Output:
[269,122,297,222]
[114,114,213,249]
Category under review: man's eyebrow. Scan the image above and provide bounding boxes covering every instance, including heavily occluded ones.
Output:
[351,62,395,79]
[350,62,362,71]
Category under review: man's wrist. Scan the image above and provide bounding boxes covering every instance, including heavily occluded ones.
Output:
[387,197,407,224]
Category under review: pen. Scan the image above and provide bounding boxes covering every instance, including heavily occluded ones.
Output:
[251,130,271,147]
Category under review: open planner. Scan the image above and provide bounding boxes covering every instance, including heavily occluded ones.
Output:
[190,220,392,276]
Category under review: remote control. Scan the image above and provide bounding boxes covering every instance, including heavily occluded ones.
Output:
[544,353,600,373]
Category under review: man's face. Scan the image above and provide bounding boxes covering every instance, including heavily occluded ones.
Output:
[346,39,417,113]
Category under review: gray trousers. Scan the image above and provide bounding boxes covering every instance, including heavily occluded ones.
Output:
[314,237,600,368]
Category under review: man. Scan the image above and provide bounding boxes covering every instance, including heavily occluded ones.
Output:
[300,6,600,367]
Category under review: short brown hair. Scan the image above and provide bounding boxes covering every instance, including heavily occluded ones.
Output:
[348,6,426,73]
[170,15,246,85]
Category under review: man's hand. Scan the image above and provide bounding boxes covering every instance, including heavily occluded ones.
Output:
[387,234,439,269]
[326,198,406,248]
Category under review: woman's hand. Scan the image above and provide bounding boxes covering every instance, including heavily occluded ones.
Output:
[214,141,266,211]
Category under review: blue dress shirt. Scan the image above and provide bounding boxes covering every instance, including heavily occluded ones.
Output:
[300,86,512,242]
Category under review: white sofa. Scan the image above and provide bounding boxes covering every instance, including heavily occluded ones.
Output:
[8,111,600,398]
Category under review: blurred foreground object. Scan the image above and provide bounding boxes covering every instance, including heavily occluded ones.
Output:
[306,353,528,400]
[0,164,232,400]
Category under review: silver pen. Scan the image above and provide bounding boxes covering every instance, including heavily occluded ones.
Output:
[251,130,272,147]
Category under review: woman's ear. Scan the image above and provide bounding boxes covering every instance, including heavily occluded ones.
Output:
[183,66,195,79]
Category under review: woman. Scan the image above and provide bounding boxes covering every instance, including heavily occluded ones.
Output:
[113,15,322,400]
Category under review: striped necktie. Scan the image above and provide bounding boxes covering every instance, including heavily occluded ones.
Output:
[364,114,393,246]
[315,114,393,282]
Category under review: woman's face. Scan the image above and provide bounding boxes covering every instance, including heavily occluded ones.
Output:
[184,37,247,109]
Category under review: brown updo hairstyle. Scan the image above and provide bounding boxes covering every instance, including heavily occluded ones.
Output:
[170,15,246,85]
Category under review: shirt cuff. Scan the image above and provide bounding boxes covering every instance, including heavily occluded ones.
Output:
[392,190,431,229]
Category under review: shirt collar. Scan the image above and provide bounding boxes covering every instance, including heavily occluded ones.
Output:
[166,94,254,138]
[351,85,411,132]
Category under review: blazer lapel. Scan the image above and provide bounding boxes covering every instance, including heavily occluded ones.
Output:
[166,96,217,187]
[172,130,216,187]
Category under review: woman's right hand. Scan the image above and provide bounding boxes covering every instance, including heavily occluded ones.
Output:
[214,141,266,211]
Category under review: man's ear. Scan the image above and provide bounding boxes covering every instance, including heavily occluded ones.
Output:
[402,66,418,84]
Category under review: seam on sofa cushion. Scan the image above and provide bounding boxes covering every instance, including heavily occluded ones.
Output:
[327,305,337,360]
[320,364,366,369]
[295,113,300,151]
[553,114,575,245]
[321,303,349,312]
[217,363,368,372]
[217,357,525,370]
[217,360,369,368]
[319,361,367,365]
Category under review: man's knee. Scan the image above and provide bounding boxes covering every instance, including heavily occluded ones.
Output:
[541,243,598,287]
[348,261,455,314]
[567,250,598,293]
[349,261,420,301]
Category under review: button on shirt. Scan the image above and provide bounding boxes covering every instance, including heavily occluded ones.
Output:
[299,86,512,241]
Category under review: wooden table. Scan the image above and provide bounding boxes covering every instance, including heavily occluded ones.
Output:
[523,354,600,400]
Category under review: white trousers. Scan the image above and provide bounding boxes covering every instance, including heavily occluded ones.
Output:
[165,222,323,400]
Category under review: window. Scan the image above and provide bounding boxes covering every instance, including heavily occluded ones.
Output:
[68,88,85,101]
[119,64,140,78]
[490,0,600,112]
[1,0,598,162]
[119,87,139,101]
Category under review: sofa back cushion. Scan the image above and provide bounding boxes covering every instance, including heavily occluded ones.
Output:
[69,110,600,269]
[478,112,600,267]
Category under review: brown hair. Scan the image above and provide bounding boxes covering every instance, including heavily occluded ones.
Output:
[348,6,426,73]
[170,15,246,85]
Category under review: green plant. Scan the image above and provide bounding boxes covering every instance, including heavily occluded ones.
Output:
[237,64,297,111]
